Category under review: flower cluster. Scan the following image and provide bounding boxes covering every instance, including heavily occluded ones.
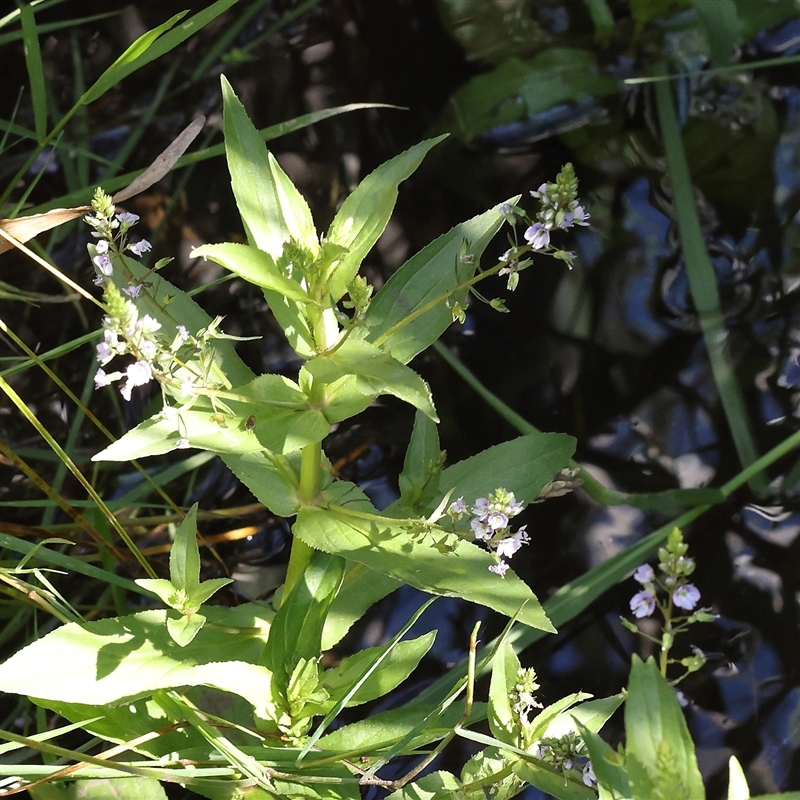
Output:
[85,187,152,290]
[86,188,209,406]
[533,733,596,788]
[448,487,529,577]
[629,528,702,619]
[510,666,542,729]
[492,163,589,294]
[523,162,590,253]
[624,528,716,685]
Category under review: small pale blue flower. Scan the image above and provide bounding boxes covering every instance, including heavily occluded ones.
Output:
[93,253,113,275]
[633,564,655,584]
[524,223,550,250]
[672,584,700,611]
[630,590,656,618]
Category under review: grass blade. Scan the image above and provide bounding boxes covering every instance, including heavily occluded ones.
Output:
[654,62,766,494]
[19,2,47,142]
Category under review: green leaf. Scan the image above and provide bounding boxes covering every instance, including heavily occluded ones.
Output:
[398,411,443,512]
[191,242,310,302]
[79,13,186,106]
[81,1,239,107]
[513,759,597,800]
[488,639,520,746]
[20,2,47,142]
[0,605,275,715]
[222,450,303,518]
[294,482,554,631]
[528,692,592,741]
[549,695,623,738]
[577,722,630,800]
[266,550,345,684]
[412,430,576,518]
[325,136,446,301]
[316,632,435,710]
[221,73,318,357]
[307,339,438,421]
[166,612,206,647]
[625,656,705,800]
[221,74,317,257]
[321,563,401,650]
[727,755,749,800]
[93,401,328,461]
[170,503,200,594]
[39,696,206,759]
[319,701,481,754]
[692,0,742,64]
[310,372,377,424]
[188,578,234,607]
[134,578,178,608]
[65,777,168,800]
[362,202,512,364]
[385,771,464,800]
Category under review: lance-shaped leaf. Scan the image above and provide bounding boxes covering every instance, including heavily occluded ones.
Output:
[325,135,447,302]
[0,606,275,716]
[361,200,514,364]
[266,550,345,685]
[307,339,437,421]
[398,410,444,512]
[488,639,522,747]
[191,242,310,303]
[221,75,318,257]
[625,656,705,800]
[294,482,554,632]
[221,74,318,356]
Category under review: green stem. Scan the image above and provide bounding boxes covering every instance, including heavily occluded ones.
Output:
[281,439,322,605]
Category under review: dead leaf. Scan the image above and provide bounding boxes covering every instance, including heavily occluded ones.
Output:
[0,115,206,256]
[112,115,205,204]
[0,207,89,254]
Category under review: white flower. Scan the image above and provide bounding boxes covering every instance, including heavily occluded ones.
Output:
[140,339,158,360]
[116,211,139,225]
[129,239,152,256]
[94,368,111,387]
[487,511,509,531]
[496,536,522,559]
[630,590,656,618]
[96,341,114,365]
[95,240,109,254]
[471,517,492,540]
[489,561,509,577]
[495,525,530,558]
[136,315,162,335]
[119,360,153,401]
[672,583,701,611]
[179,378,196,400]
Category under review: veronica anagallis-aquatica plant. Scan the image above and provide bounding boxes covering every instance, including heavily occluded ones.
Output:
[0,73,620,798]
